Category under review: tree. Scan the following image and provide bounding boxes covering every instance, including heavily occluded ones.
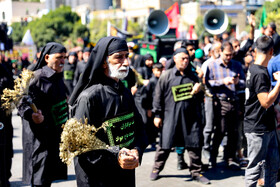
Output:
[88,17,144,43]
[255,0,280,33]
[10,22,25,43]
[26,5,83,48]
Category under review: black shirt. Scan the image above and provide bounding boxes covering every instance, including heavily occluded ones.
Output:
[244,64,276,133]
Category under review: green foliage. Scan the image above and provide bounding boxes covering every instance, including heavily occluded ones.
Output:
[195,16,205,42]
[71,22,90,40]
[10,22,26,43]
[89,18,108,43]
[255,0,280,33]
[88,17,143,43]
[25,5,83,48]
[14,5,143,47]
[127,20,143,35]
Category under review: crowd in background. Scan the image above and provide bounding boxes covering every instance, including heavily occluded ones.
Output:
[1,13,280,186]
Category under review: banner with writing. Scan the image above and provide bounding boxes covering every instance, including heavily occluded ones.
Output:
[104,112,135,148]
[171,83,193,102]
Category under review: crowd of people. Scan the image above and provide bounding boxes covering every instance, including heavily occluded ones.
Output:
[1,14,280,187]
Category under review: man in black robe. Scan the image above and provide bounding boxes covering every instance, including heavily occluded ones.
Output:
[141,63,163,149]
[18,42,68,187]
[150,48,210,184]
[68,36,148,187]
[73,47,91,86]
[0,63,14,187]
[133,54,154,132]
[63,51,77,97]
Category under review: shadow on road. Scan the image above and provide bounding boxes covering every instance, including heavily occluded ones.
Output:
[53,174,76,183]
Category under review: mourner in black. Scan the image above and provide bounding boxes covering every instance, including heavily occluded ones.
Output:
[63,51,77,97]
[0,63,14,187]
[150,48,210,184]
[18,42,68,187]
[141,63,163,148]
[69,36,148,187]
[73,47,91,86]
[131,54,145,70]
[134,54,154,130]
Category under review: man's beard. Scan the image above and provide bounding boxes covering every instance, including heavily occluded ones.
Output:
[107,60,128,80]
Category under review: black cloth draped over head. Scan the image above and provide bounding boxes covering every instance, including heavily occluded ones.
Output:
[131,55,145,69]
[68,36,128,106]
[30,42,66,71]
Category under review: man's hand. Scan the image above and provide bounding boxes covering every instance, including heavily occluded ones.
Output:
[233,74,240,85]
[118,148,139,170]
[154,117,162,128]
[223,77,234,85]
[143,79,149,86]
[196,66,204,78]
[248,14,255,28]
[131,86,137,95]
[32,110,44,124]
[273,71,280,82]
[190,83,201,95]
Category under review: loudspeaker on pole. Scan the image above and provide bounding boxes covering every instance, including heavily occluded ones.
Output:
[203,9,229,35]
[147,10,169,36]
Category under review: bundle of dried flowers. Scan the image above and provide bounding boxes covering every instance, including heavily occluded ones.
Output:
[59,117,109,165]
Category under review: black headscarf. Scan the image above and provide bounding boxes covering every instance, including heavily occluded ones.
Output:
[144,53,153,61]
[68,36,128,106]
[132,55,145,69]
[30,42,66,71]
[68,51,78,58]
[83,47,91,53]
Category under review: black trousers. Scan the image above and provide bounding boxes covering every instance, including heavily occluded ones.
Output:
[152,146,202,177]
[210,99,239,163]
[0,112,13,187]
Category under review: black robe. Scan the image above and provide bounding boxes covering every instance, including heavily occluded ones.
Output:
[134,65,153,125]
[121,67,136,90]
[70,75,148,187]
[18,66,68,185]
[63,60,76,97]
[0,64,14,187]
[73,60,86,86]
[153,66,203,149]
[141,75,159,144]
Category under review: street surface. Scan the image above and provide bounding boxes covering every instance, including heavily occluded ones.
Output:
[9,110,280,187]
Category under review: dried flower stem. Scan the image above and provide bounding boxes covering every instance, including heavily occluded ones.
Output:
[59,118,109,165]
[1,69,35,114]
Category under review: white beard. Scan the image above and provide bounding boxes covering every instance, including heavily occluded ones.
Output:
[107,60,128,80]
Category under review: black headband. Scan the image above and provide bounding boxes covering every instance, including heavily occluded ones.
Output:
[48,42,66,55]
[173,48,188,56]
[107,37,128,56]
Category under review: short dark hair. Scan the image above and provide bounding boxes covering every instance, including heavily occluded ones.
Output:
[153,63,163,69]
[255,35,274,54]
[268,22,277,31]
[181,40,194,48]
[221,41,233,51]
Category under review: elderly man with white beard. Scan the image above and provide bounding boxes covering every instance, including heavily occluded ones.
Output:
[68,36,148,187]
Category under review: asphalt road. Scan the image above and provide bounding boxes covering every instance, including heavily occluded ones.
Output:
[8,110,280,187]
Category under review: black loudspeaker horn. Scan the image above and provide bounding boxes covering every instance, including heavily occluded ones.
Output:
[203,9,229,35]
[147,10,169,36]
